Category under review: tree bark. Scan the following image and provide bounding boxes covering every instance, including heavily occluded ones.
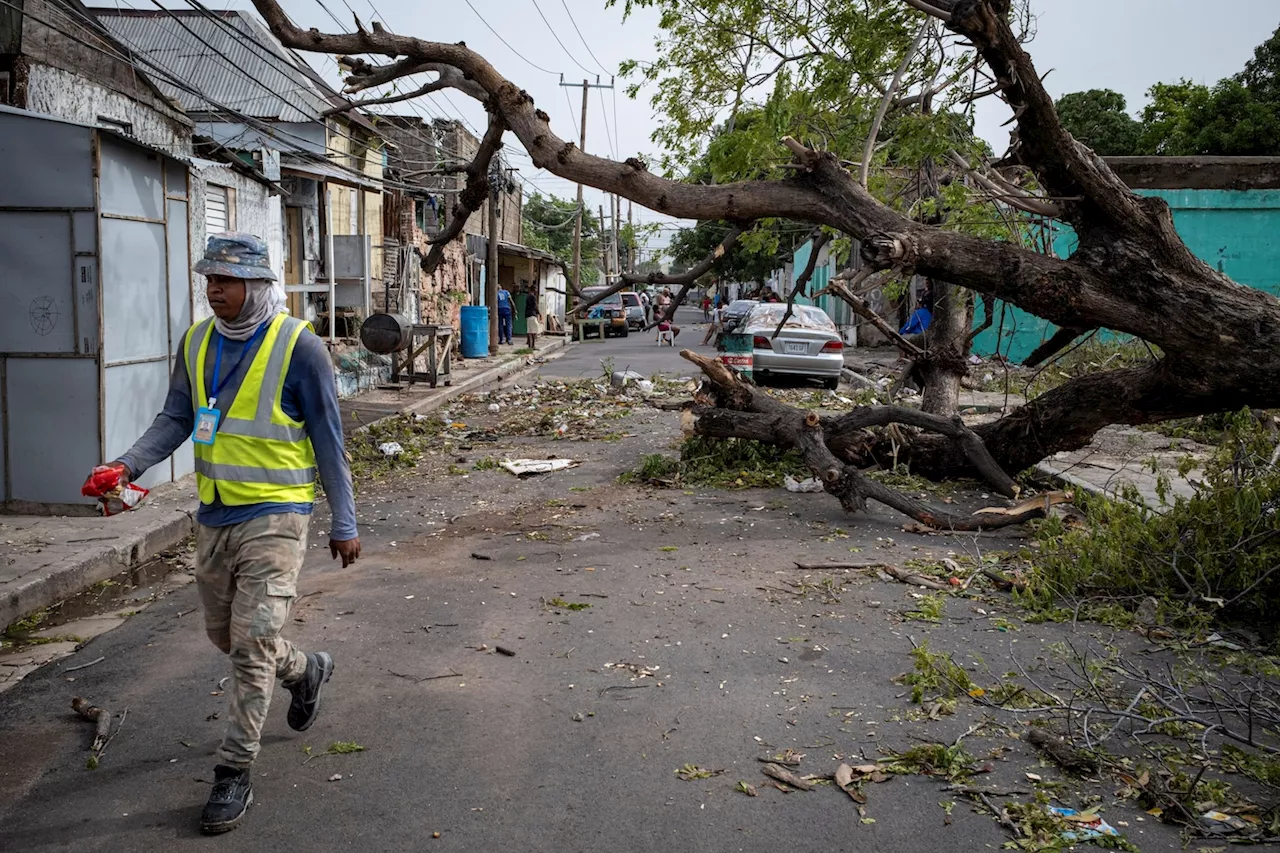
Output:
[244,0,1280,476]
[917,280,973,416]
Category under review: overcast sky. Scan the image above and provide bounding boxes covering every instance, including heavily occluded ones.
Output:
[258,0,1280,256]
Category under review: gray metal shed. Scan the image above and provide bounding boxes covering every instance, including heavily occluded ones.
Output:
[0,105,193,511]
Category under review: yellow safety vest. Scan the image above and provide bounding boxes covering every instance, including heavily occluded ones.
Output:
[184,312,317,506]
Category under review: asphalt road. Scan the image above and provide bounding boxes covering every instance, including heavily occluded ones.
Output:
[538,305,713,381]
[0,376,1188,852]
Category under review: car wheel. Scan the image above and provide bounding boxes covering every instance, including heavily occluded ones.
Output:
[619,326,629,338]
[822,377,839,390]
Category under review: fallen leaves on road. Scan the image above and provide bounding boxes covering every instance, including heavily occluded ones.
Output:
[676,763,724,781]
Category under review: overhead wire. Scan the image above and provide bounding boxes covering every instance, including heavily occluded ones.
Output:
[462,0,559,76]
[20,0,429,193]
[559,0,612,77]
[530,0,593,77]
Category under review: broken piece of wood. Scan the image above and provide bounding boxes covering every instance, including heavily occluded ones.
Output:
[761,762,814,791]
[883,565,950,591]
[793,561,890,571]
[1026,727,1097,774]
[71,697,111,752]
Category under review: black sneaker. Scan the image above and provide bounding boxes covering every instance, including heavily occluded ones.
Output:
[285,651,334,732]
[200,765,253,834]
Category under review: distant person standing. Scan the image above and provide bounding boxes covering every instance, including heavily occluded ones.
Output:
[702,300,724,346]
[496,285,513,345]
[522,286,541,350]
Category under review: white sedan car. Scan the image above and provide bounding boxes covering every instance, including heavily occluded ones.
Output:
[741,303,844,389]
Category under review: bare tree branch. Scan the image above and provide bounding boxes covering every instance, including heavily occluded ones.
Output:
[861,20,931,188]
[901,0,955,22]
[828,282,924,358]
[773,230,831,339]
[421,111,504,274]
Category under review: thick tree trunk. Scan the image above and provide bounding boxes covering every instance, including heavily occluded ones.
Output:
[680,351,1049,530]
[917,280,974,416]
[246,0,1280,480]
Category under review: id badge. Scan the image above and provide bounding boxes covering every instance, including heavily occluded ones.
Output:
[193,406,221,445]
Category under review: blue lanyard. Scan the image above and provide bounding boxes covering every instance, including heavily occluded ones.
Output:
[208,322,269,408]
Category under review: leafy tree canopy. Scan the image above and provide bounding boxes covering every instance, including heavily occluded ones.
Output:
[1057,25,1280,156]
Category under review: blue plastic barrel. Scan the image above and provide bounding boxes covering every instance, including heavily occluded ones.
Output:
[459,305,490,358]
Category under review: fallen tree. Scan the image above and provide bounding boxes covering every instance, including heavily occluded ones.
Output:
[246,0,1280,485]
[678,350,1056,530]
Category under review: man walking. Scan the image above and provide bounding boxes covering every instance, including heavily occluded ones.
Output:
[497,284,514,345]
[100,233,359,835]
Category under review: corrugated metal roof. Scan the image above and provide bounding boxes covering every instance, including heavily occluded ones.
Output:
[92,9,331,123]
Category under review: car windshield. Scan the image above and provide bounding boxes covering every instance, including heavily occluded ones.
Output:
[744,304,836,331]
[727,300,756,314]
[583,289,623,306]
[621,293,640,307]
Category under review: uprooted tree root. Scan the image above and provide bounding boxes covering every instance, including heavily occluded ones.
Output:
[676,350,1051,531]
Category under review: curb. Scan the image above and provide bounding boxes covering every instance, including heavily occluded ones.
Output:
[356,336,570,431]
[1,496,195,630]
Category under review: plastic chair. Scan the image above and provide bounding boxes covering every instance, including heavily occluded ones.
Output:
[656,325,675,346]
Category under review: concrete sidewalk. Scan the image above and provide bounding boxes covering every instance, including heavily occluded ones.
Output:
[0,335,570,631]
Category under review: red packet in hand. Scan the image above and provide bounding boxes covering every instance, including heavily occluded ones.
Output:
[82,465,149,516]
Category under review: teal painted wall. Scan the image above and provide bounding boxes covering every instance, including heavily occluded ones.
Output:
[971,188,1280,362]
[790,240,845,324]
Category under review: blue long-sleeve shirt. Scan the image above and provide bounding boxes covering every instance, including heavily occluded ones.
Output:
[117,325,359,541]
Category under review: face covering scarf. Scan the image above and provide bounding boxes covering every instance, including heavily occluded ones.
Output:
[214,279,287,341]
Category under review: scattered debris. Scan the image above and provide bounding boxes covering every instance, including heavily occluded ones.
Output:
[501,459,580,477]
[1049,806,1122,843]
[469,552,493,561]
[736,781,758,797]
[883,565,951,591]
[833,763,867,803]
[611,370,645,388]
[386,668,463,683]
[64,656,105,673]
[756,749,805,767]
[784,474,824,493]
[676,764,723,781]
[494,646,516,657]
[329,773,342,782]
[71,696,111,752]
[1026,727,1098,775]
[377,442,404,457]
[604,661,659,679]
[761,762,814,791]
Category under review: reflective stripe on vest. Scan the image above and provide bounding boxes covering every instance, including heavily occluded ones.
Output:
[185,313,317,507]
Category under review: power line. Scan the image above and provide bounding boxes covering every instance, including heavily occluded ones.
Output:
[530,0,593,77]
[559,0,612,77]
[20,0,428,193]
[598,85,617,160]
[462,0,559,76]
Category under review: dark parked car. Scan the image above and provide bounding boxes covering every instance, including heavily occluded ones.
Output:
[721,299,758,333]
[621,292,646,330]
[579,287,629,338]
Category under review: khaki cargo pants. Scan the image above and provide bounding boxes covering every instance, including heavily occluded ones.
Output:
[196,513,310,768]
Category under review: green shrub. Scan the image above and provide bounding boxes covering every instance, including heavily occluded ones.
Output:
[1031,410,1280,632]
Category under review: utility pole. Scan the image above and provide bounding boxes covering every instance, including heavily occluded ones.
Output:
[627,201,634,273]
[486,163,500,355]
[598,203,607,281]
[559,75,614,308]
[611,194,620,283]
